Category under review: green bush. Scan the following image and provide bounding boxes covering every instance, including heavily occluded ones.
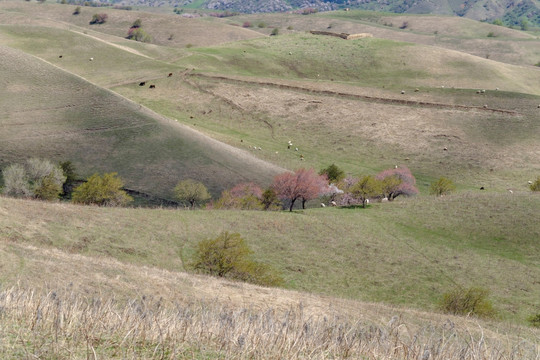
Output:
[528,313,540,327]
[271,28,279,36]
[319,163,345,183]
[257,22,266,28]
[190,232,284,287]
[72,172,132,206]
[430,177,456,196]
[440,287,497,318]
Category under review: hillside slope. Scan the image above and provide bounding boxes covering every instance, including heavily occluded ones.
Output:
[1,193,538,323]
[0,45,284,198]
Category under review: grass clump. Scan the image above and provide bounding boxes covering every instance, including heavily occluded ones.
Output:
[440,287,497,318]
[191,232,284,287]
[528,313,540,327]
[530,176,540,191]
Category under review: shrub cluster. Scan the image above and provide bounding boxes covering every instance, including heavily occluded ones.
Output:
[190,232,284,287]
[2,158,66,200]
[440,287,497,318]
[126,19,151,42]
[89,13,107,25]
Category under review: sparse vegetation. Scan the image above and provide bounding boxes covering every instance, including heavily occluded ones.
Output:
[72,6,80,15]
[530,176,540,191]
[71,172,132,206]
[440,287,497,318]
[89,13,107,25]
[257,22,266,28]
[271,27,279,36]
[174,179,210,209]
[242,21,252,28]
[430,177,456,196]
[190,232,283,286]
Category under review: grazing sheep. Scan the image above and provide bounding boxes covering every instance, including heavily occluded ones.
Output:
[149,85,156,89]
[365,199,369,204]
[89,57,93,61]
[528,180,533,185]
[139,82,146,86]
[508,189,513,194]
[483,104,488,108]
[331,201,337,207]
[443,147,448,151]
[537,105,540,108]
[320,203,326,207]
[481,89,486,93]
[495,88,499,91]
[295,147,299,151]
[381,197,388,202]
[401,90,405,94]
[414,88,419,92]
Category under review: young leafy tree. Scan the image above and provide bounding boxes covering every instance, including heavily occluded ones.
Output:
[430,177,456,196]
[350,175,381,208]
[261,188,281,210]
[174,179,210,209]
[376,166,418,201]
[72,172,132,206]
[319,163,345,184]
[272,168,328,211]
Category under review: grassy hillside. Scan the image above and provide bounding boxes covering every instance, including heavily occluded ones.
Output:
[225,10,540,66]
[0,1,263,48]
[1,193,538,324]
[0,45,283,198]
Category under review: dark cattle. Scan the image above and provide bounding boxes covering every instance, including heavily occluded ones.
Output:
[59,55,63,58]
[139,82,146,86]
[168,73,173,77]
[149,85,156,89]
[480,187,485,190]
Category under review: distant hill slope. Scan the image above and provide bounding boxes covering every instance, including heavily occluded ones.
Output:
[148,0,540,26]
[0,45,284,198]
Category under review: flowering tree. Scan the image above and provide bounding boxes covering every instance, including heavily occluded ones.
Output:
[272,168,328,211]
[376,166,418,201]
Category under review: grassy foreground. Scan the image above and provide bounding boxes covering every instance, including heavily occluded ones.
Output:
[1,193,538,324]
[0,195,539,358]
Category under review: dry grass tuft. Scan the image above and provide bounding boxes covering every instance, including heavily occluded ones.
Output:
[1,287,538,359]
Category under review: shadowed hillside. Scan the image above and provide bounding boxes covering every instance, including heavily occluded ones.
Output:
[0,45,284,198]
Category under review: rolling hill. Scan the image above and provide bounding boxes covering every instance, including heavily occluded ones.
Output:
[0,44,284,199]
[1,2,540,357]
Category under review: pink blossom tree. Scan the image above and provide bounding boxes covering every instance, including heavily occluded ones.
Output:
[272,168,328,211]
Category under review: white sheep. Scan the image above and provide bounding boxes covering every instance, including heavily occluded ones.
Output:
[89,57,94,61]
[320,203,326,208]
[331,201,337,207]
[528,180,533,185]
